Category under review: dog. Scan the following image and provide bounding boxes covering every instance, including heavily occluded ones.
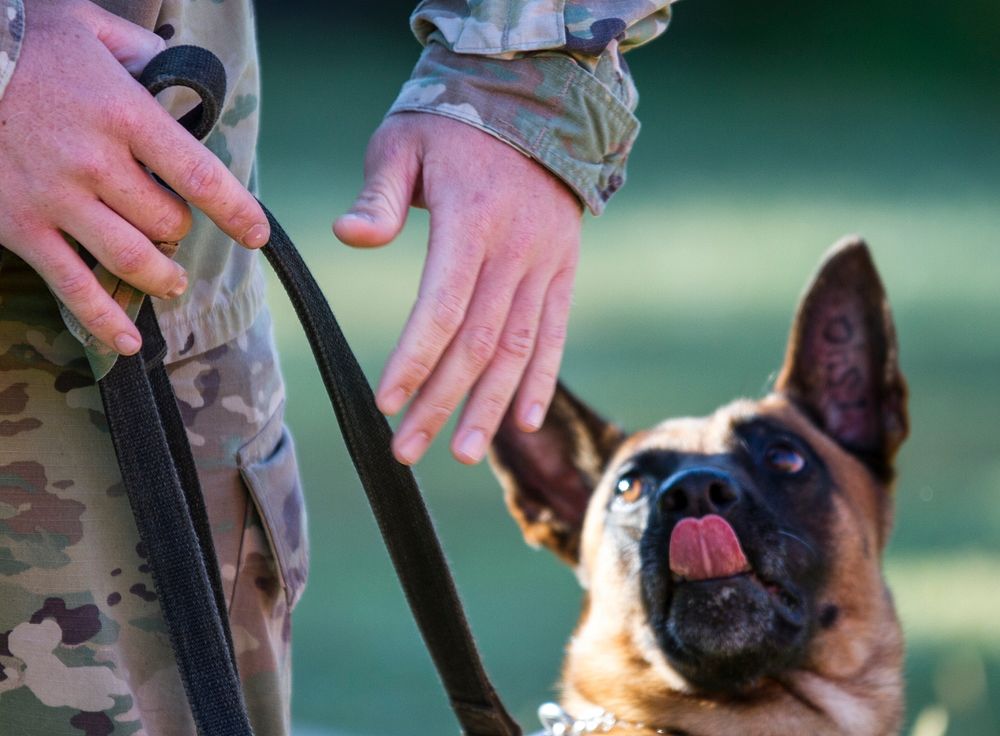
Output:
[489,238,908,736]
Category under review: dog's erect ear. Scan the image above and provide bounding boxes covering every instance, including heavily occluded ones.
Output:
[775,237,908,474]
[489,383,625,565]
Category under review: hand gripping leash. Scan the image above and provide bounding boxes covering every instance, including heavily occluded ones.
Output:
[97,45,522,736]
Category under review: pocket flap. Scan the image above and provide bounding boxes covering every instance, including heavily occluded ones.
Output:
[238,407,309,609]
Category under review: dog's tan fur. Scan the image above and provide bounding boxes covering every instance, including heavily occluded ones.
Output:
[490,239,907,735]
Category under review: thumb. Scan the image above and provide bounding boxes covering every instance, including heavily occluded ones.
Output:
[81,5,167,76]
[334,128,419,249]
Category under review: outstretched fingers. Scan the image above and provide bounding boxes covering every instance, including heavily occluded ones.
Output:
[510,264,577,432]
[449,275,550,463]
[341,113,584,466]
[390,255,524,465]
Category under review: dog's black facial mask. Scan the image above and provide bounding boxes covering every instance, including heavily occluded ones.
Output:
[606,419,835,691]
[489,238,907,694]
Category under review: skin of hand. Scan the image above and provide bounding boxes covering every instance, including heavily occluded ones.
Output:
[334,113,583,467]
[0,0,270,355]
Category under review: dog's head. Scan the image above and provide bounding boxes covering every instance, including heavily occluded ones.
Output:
[490,239,908,730]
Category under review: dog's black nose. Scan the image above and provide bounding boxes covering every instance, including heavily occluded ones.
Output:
[657,468,741,517]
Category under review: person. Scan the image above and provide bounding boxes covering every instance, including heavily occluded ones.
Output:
[0,0,674,733]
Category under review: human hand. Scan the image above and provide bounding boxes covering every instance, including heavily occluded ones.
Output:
[334,113,582,466]
[0,0,269,355]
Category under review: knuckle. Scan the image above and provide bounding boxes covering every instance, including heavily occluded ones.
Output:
[54,268,93,301]
[104,98,140,136]
[497,325,536,362]
[505,232,534,267]
[532,363,560,384]
[110,239,152,276]
[460,324,499,369]
[150,205,192,242]
[551,268,577,301]
[224,197,259,230]
[397,353,434,391]
[474,391,509,422]
[83,303,117,334]
[74,152,109,186]
[423,399,456,427]
[4,207,40,238]
[180,157,222,202]
[539,321,569,351]
[427,290,467,336]
[462,209,493,245]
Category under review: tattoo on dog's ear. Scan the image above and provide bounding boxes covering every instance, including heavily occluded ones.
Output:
[776,237,908,475]
[489,383,625,565]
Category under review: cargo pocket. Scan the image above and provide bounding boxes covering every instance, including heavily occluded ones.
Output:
[237,403,309,610]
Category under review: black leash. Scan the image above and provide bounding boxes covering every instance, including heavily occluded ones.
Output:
[97,45,522,736]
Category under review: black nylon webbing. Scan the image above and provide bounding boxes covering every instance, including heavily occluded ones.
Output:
[141,303,238,677]
[96,44,522,736]
[261,208,522,736]
[98,301,253,736]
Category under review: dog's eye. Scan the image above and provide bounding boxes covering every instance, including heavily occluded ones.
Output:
[765,443,806,474]
[615,474,649,504]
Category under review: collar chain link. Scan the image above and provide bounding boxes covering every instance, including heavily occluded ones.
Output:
[538,702,670,735]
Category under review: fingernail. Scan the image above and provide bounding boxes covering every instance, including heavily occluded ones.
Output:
[397,432,431,465]
[241,223,269,248]
[457,429,487,463]
[115,333,141,355]
[524,402,545,431]
[166,270,188,299]
[379,387,408,416]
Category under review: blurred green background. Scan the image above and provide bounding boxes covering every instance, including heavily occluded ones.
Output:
[252,2,999,735]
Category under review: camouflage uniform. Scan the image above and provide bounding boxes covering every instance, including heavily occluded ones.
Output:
[0,1,674,734]
[0,256,306,736]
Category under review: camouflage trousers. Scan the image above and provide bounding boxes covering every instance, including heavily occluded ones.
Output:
[0,254,309,736]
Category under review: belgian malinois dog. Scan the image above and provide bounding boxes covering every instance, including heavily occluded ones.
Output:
[490,239,908,735]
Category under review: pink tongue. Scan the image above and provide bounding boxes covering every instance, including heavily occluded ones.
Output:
[668,515,751,581]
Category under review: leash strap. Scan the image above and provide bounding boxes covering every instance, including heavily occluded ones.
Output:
[261,207,522,736]
[99,299,251,736]
[97,45,522,736]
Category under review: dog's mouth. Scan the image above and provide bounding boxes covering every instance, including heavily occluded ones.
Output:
[641,514,811,691]
[667,514,805,624]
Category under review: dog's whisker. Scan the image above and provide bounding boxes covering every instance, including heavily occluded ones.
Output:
[778,530,816,557]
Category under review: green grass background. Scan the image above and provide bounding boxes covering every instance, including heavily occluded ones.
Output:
[254,8,1000,736]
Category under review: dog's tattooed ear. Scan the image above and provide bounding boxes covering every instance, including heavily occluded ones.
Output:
[776,237,909,475]
[489,383,625,565]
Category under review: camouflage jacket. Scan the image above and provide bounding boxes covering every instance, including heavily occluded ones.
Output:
[0,0,675,379]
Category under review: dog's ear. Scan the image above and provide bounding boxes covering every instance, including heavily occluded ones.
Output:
[775,237,908,475]
[489,383,625,565]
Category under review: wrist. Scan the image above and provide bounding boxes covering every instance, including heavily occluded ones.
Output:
[387,43,638,215]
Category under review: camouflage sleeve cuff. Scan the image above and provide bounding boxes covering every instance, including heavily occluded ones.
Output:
[0,0,24,104]
[387,42,639,215]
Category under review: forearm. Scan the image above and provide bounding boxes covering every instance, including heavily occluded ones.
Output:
[390,0,675,214]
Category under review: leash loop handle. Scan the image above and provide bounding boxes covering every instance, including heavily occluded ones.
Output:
[139,45,226,140]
